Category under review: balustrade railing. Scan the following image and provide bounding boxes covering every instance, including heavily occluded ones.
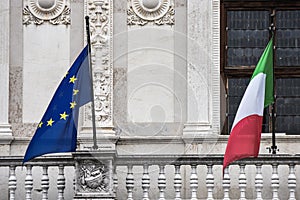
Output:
[115,154,300,199]
[1,154,300,199]
[0,155,74,200]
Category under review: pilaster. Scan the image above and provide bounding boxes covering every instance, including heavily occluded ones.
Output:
[79,0,116,150]
[183,0,220,151]
[0,0,13,150]
[79,0,115,147]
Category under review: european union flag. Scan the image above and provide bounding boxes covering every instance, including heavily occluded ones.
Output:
[23,46,92,163]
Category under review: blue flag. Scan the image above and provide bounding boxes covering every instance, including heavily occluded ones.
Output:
[23,46,92,163]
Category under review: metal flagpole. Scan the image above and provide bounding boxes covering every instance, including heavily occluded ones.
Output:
[269,10,278,154]
[85,16,98,150]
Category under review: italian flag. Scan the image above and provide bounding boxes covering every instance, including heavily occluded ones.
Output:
[223,38,274,170]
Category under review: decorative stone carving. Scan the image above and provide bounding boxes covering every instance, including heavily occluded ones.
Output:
[85,0,113,127]
[23,0,70,25]
[73,151,116,199]
[77,159,109,193]
[127,0,175,26]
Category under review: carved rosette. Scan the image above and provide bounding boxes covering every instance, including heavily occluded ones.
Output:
[23,0,70,25]
[76,159,109,193]
[85,0,113,127]
[127,0,175,26]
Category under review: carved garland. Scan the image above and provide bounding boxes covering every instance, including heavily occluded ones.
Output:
[128,0,175,26]
[23,0,70,25]
[85,0,113,126]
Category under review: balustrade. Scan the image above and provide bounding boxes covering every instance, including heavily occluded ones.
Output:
[41,165,49,200]
[158,165,166,200]
[0,156,74,200]
[206,164,214,200]
[288,164,296,200]
[174,164,182,200]
[57,164,66,200]
[115,155,300,199]
[239,164,246,200]
[222,167,230,200]
[1,155,300,199]
[126,165,134,200]
[8,165,16,200]
[255,164,263,200]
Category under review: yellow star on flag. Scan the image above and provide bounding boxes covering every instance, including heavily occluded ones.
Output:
[70,101,77,109]
[38,122,43,128]
[47,118,54,126]
[69,75,77,83]
[60,112,69,120]
[73,89,79,96]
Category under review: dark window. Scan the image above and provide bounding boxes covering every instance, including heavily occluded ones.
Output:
[276,78,300,134]
[221,1,300,135]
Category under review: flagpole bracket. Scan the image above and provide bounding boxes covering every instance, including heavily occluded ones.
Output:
[266,146,279,155]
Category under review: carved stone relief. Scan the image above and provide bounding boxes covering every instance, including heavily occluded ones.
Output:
[128,0,175,26]
[23,0,70,25]
[77,159,109,193]
[85,0,113,127]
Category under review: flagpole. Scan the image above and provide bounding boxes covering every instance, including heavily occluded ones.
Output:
[269,10,277,154]
[85,16,98,150]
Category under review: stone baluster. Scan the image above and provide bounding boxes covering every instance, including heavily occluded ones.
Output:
[113,166,118,197]
[190,164,198,200]
[174,165,182,200]
[142,164,150,200]
[57,165,65,200]
[41,165,49,200]
[158,165,166,200]
[255,164,263,200]
[271,164,279,200]
[25,165,33,200]
[8,165,17,200]
[239,164,246,200]
[288,164,296,200]
[222,167,230,200]
[126,165,134,200]
[206,164,214,200]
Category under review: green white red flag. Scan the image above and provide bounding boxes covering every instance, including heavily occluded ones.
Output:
[223,38,274,170]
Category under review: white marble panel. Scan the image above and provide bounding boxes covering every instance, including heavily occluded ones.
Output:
[23,25,70,123]
[127,26,175,122]
[186,0,212,124]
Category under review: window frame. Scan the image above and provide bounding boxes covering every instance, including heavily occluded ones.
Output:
[221,0,300,134]
[221,0,300,77]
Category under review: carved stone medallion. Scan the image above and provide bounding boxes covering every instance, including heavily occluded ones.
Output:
[77,159,109,193]
[23,0,70,25]
[128,0,175,26]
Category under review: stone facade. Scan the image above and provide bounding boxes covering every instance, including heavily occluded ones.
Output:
[2,0,300,160]
[1,0,300,199]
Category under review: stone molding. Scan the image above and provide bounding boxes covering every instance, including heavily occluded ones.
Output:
[84,0,114,129]
[211,0,221,134]
[23,0,70,25]
[127,0,174,26]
